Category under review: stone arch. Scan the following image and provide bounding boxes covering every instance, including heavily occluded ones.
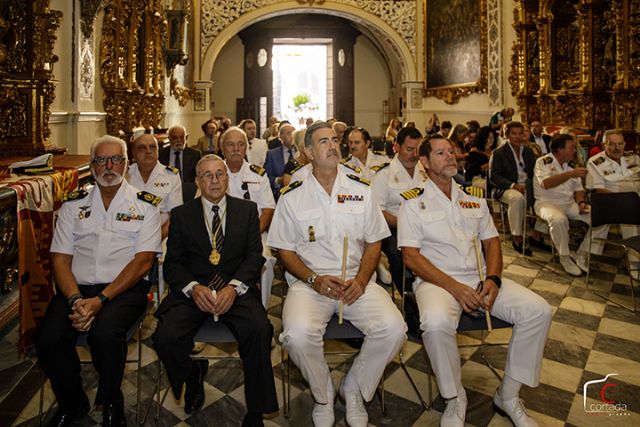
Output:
[198,3,416,84]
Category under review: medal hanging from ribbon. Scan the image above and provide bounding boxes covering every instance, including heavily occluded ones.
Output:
[204,204,225,265]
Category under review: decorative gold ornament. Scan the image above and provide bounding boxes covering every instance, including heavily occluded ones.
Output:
[209,249,220,265]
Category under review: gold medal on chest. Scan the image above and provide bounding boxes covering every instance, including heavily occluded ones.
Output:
[209,249,221,265]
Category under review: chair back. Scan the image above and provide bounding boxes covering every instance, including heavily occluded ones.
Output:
[590,192,640,228]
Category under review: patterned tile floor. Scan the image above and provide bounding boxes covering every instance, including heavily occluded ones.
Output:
[1,240,639,426]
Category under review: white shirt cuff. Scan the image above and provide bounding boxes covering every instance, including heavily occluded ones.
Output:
[182,281,199,298]
[229,279,249,296]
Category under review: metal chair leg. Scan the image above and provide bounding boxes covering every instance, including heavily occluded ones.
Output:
[398,346,430,410]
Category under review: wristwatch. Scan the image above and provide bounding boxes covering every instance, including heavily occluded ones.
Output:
[485,275,502,288]
[67,293,82,308]
[98,292,111,306]
[305,273,318,286]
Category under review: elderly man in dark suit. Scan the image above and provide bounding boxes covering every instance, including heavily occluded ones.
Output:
[159,125,202,201]
[264,123,296,196]
[152,155,277,426]
[529,120,551,157]
[489,121,550,254]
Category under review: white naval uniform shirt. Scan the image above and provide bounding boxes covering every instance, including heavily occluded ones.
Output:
[343,151,390,181]
[246,138,268,167]
[290,162,362,183]
[268,169,391,286]
[225,160,275,216]
[533,153,584,204]
[397,179,498,286]
[50,181,162,285]
[586,151,640,194]
[371,155,427,217]
[127,162,183,223]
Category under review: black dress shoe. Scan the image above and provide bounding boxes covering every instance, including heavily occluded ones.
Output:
[102,402,126,427]
[512,240,532,256]
[242,411,265,427]
[528,236,552,252]
[184,359,209,414]
[45,400,90,427]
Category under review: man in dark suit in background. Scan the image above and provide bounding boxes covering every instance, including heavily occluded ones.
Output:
[489,122,550,255]
[159,125,202,201]
[152,155,277,426]
[529,120,551,157]
[264,123,296,196]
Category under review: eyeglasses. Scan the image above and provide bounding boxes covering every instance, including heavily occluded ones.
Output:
[198,170,227,181]
[92,155,126,166]
[241,182,251,200]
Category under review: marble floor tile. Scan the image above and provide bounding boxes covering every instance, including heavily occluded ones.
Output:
[585,350,640,386]
[547,321,597,349]
[598,318,640,343]
[539,358,584,393]
[593,333,640,363]
[460,359,502,397]
[559,297,607,317]
[552,307,601,331]
[543,338,591,369]
[519,382,574,422]
[528,278,569,296]
[383,365,434,406]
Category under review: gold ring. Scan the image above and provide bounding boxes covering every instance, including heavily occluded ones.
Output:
[327,287,332,292]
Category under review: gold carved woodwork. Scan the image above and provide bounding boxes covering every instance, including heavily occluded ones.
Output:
[100,0,166,135]
[0,1,62,156]
[423,0,488,104]
[511,0,640,130]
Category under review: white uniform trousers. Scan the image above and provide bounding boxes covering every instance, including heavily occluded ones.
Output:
[589,224,640,264]
[535,201,596,256]
[280,282,406,403]
[415,278,552,399]
[260,232,276,308]
[499,189,525,236]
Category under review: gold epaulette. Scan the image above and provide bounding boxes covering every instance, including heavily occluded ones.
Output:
[279,180,303,195]
[592,156,605,166]
[289,163,303,174]
[372,150,386,156]
[462,185,485,199]
[250,164,266,176]
[166,165,179,174]
[624,150,634,157]
[340,155,353,163]
[400,187,424,200]
[346,174,370,186]
[371,162,390,173]
[341,162,361,174]
[62,189,88,203]
[137,191,162,206]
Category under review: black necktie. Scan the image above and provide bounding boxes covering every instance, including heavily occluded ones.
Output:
[174,151,182,178]
[287,148,293,163]
[208,137,214,151]
[212,205,224,253]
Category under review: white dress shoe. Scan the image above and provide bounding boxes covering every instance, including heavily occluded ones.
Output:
[571,252,589,273]
[493,390,539,427]
[339,384,368,427]
[312,382,335,427]
[440,396,466,427]
[376,263,392,285]
[559,255,582,276]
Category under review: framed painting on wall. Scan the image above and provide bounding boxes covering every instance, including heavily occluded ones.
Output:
[424,0,487,104]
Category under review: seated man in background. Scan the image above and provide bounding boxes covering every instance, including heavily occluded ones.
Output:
[127,130,183,239]
[534,134,593,276]
[529,120,551,157]
[343,126,389,181]
[586,129,640,276]
[37,135,161,427]
[196,119,219,154]
[239,118,268,168]
[264,123,296,197]
[152,155,277,426]
[268,122,406,427]
[159,125,201,201]
[399,135,551,427]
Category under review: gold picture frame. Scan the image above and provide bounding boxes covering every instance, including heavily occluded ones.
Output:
[193,89,206,111]
[423,0,488,104]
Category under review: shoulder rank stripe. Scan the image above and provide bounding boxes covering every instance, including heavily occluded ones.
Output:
[400,187,424,200]
[137,191,162,206]
[592,156,605,166]
[346,174,370,186]
[624,151,634,157]
[289,164,303,174]
[340,155,353,163]
[166,165,179,174]
[542,156,553,165]
[371,162,390,173]
[462,185,485,198]
[372,150,386,156]
[279,180,303,195]
[62,189,88,203]
[341,162,361,173]
[250,164,266,176]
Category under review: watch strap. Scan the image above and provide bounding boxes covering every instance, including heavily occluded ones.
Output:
[98,292,111,306]
[485,275,502,288]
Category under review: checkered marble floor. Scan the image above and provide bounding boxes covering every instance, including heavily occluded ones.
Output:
[1,241,639,427]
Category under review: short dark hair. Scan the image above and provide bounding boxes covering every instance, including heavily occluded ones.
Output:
[473,126,498,151]
[304,121,333,146]
[550,133,573,153]
[505,121,524,136]
[396,126,422,146]
[349,127,371,142]
[238,118,255,129]
[419,135,448,158]
[441,121,452,130]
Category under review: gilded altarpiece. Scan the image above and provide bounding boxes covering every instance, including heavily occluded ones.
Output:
[510,0,640,130]
[0,1,62,156]
[100,0,166,135]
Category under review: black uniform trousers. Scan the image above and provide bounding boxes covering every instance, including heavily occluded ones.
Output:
[381,228,414,292]
[152,288,278,414]
[36,281,150,409]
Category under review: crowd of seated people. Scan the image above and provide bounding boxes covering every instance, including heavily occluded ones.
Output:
[35,111,638,427]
